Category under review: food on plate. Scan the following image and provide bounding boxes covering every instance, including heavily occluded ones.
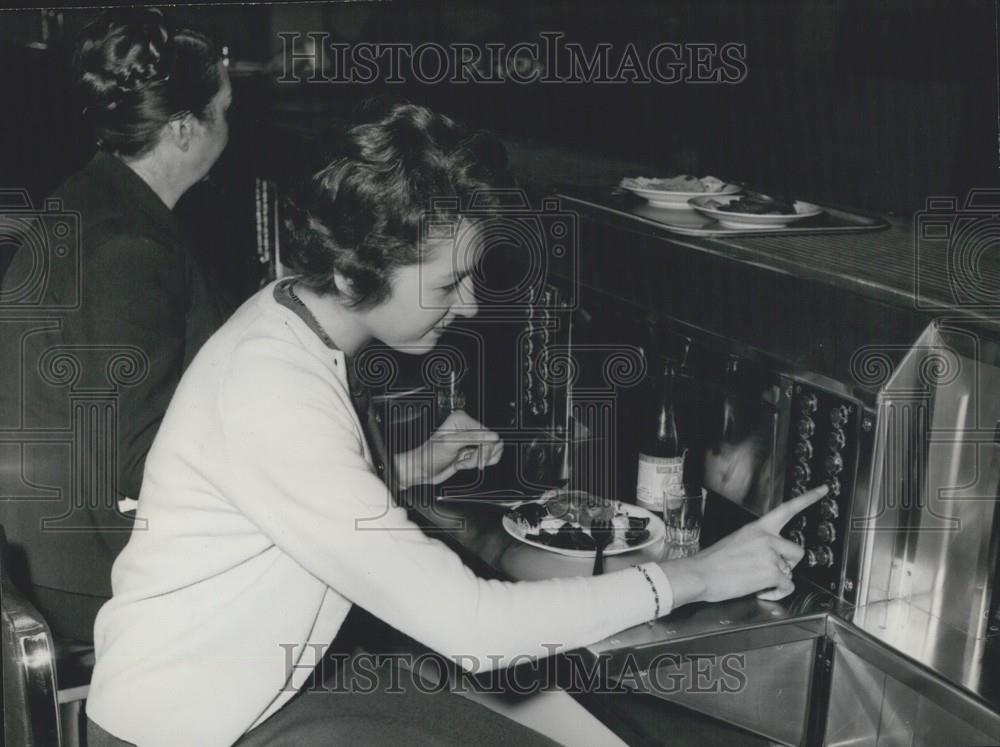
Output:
[528,522,597,551]
[508,493,652,551]
[704,191,797,215]
[544,490,615,526]
[621,175,727,193]
[509,502,547,531]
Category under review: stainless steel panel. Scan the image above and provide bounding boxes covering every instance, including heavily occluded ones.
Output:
[841,404,876,606]
[913,693,998,747]
[825,646,884,747]
[910,325,1000,637]
[587,589,836,671]
[876,674,919,747]
[853,337,932,609]
[637,638,815,747]
[854,322,1000,639]
[827,615,1000,739]
[827,644,999,747]
[843,598,1000,712]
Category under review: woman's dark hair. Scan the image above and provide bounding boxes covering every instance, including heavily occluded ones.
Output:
[74,7,223,157]
[283,101,515,309]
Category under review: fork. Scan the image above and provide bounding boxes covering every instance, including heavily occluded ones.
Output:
[591,518,614,576]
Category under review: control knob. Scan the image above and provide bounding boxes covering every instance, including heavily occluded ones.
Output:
[828,429,846,450]
[788,530,806,546]
[799,393,818,415]
[806,546,834,568]
[816,522,837,544]
[825,453,844,475]
[798,418,815,439]
[819,499,839,521]
[794,441,813,461]
[793,463,811,483]
[830,405,850,427]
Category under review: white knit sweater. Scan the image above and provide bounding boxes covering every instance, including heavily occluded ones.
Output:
[86,281,674,747]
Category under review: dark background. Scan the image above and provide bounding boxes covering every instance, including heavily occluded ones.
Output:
[0,0,997,302]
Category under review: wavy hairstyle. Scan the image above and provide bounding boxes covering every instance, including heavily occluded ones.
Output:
[283,101,516,309]
[74,7,223,157]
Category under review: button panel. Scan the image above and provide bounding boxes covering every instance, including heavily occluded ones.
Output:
[782,383,860,596]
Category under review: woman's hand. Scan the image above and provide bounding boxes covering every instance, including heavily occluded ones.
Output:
[393,410,504,490]
[661,484,829,608]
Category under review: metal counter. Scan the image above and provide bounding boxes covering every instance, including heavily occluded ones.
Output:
[407,491,1000,746]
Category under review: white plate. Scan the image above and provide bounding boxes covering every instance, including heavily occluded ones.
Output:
[621,181,741,209]
[688,194,823,229]
[502,500,665,558]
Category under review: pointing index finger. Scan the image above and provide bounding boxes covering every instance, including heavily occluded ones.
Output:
[760,484,830,530]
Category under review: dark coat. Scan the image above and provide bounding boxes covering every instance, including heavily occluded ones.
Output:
[0,150,225,642]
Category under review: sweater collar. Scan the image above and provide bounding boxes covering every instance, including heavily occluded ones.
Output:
[272,278,366,396]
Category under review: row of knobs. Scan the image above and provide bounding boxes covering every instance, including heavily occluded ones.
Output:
[788,393,848,568]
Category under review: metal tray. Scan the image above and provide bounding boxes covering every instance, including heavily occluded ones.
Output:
[557,187,890,238]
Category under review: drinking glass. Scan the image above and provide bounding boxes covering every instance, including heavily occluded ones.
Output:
[663,483,705,546]
[435,371,466,425]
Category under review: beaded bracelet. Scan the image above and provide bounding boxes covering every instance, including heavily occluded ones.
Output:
[632,564,661,620]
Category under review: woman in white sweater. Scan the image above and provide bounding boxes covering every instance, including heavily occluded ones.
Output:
[85,102,826,747]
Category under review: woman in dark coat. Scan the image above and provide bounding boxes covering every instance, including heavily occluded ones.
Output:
[0,7,231,642]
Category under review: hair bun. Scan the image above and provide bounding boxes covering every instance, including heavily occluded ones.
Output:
[76,8,173,113]
[111,35,168,93]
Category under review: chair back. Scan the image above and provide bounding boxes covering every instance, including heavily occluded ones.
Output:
[1,524,62,746]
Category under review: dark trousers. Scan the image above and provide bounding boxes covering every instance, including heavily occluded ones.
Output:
[87,658,560,747]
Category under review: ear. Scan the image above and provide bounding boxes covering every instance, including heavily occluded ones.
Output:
[165,114,196,152]
[331,271,354,298]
